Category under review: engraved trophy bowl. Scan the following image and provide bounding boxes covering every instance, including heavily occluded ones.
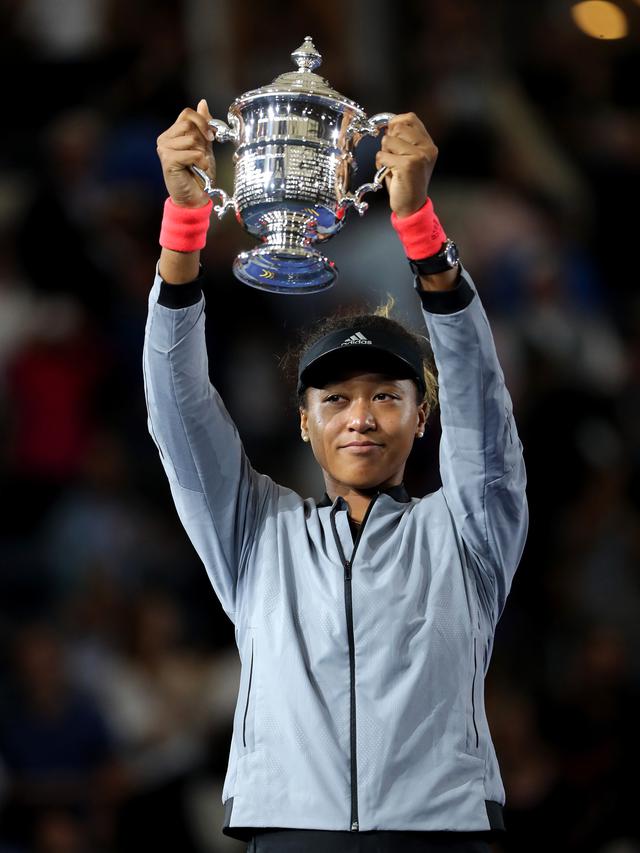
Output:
[191,36,394,294]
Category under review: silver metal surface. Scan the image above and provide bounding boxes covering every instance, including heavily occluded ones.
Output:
[191,36,395,293]
[338,165,389,215]
[236,36,362,109]
[290,35,322,72]
[209,117,239,143]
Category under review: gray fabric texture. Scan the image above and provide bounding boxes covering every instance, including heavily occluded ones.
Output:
[142,263,528,837]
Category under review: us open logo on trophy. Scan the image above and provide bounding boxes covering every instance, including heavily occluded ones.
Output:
[191,37,394,294]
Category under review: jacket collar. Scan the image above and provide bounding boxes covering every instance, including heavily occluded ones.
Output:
[316,483,411,508]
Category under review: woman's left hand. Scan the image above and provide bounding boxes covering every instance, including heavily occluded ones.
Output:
[375,113,438,219]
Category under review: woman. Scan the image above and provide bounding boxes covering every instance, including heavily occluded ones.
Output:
[143,101,528,853]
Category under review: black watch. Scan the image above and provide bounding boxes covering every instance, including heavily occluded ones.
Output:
[408,239,460,276]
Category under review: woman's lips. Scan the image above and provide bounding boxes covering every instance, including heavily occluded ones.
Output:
[341,442,383,454]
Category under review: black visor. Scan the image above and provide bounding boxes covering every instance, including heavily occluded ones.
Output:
[297,325,426,397]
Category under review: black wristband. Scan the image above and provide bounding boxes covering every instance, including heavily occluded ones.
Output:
[158,266,205,308]
[414,266,476,314]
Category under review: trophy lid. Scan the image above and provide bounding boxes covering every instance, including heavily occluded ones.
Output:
[233,37,365,114]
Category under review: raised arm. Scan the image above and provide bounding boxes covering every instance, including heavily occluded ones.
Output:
[143,102,275,623]
[419,270,528,623]
[382,113,528,623]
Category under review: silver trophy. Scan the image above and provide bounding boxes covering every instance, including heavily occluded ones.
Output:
[192,36,394,294]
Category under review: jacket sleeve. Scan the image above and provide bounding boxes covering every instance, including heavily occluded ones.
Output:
[418,265,529,622]
[142,268,275,623]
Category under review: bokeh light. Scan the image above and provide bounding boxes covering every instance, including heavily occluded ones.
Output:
[571,1,629,39]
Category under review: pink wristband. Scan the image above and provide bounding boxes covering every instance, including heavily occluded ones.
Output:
[159,197,213,252]
[390,198,447,259]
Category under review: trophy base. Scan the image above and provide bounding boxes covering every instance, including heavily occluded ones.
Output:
[232,246,337,294]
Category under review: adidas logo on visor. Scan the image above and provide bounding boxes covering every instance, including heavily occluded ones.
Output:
[341,332,372,346]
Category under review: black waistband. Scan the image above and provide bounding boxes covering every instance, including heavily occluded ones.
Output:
[249,829,493,852]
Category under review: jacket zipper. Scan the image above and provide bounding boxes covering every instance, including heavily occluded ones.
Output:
[330,494,379,832]
[242,638,254,748]
[471,637,479,750]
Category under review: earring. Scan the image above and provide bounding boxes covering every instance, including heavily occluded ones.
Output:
[417,432,424,438]
[302,434,310,442]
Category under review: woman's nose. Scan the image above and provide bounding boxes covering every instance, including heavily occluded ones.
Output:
[347,401,376,431]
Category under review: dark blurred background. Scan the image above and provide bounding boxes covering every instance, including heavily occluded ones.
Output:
[0,0,639,851]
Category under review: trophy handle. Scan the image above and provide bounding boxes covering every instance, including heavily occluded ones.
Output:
[338,112,395,215]
[346,111,395,140]
[337,166,389,216]
[190,115,239,218]
[207,117,239,144]
[191,165,236,218]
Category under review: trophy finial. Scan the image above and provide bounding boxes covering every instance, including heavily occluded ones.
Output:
[291,36,322,72]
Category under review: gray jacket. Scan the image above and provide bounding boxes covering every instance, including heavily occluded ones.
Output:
[142,263,528,841]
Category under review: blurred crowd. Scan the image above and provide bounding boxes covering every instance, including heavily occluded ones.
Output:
[0,1,639,851]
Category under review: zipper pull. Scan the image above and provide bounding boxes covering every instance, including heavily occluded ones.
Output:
[351,819,359,831]
[344,560,351,581]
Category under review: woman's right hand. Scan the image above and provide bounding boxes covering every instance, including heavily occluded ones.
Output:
[156,100,216,208]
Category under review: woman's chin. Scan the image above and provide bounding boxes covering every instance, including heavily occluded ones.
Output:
[333,465,392,492]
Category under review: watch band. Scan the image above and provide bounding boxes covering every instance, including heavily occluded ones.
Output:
[408,239,460,276]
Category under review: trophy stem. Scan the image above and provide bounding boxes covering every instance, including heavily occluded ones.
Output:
[256,209,321,251]
[229,207,338,294]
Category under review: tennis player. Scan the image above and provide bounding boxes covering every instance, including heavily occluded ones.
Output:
[143,100,529,853]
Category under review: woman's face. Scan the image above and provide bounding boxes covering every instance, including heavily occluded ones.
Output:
[299,369,427,493]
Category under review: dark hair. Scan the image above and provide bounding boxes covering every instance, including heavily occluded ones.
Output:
[279,296,439,417]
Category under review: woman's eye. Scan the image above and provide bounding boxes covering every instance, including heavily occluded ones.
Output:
[374,393,395,400]
[324,394,342,403]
